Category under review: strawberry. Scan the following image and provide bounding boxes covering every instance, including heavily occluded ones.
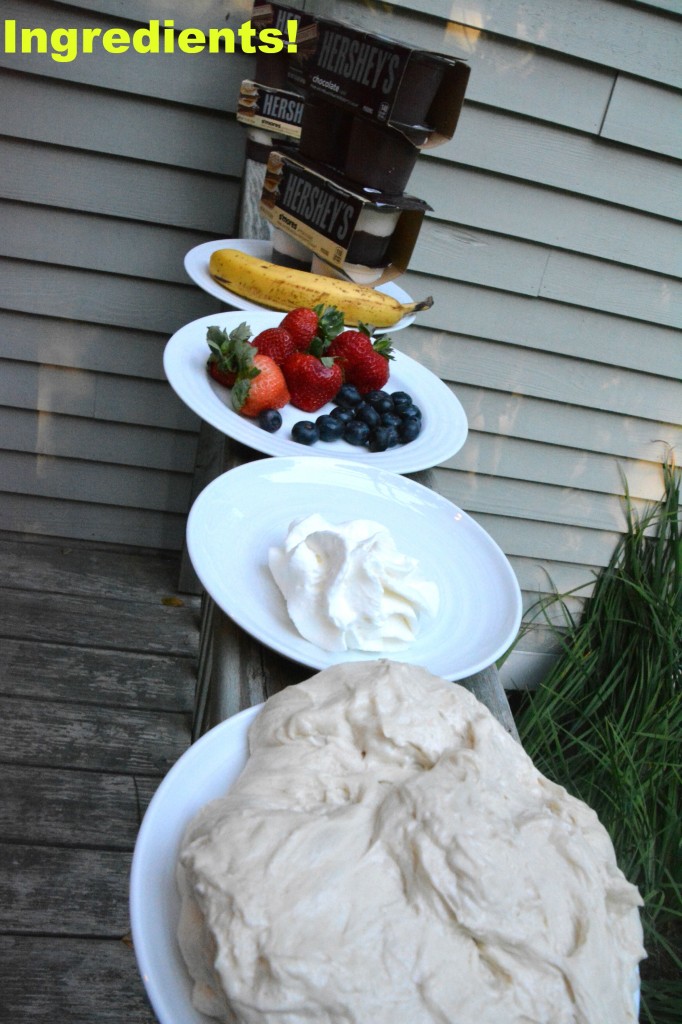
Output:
[231,353,290,417]
[327,326,394,394]
[350,344,393,394]
[251,326,297,366]
[280,304,345,351]
[206,322,254,388]
[282,351,343,412]
[326,326,373,378]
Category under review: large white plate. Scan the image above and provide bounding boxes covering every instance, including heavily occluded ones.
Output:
[164,311,468,473]
[131,704,641,1024]
[130,704,262,1024]
[186,457,523,680]
[184,238,419,331]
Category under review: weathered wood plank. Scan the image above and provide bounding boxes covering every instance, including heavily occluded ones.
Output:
[0,696,190,775]
[0,199,218,285]
[2,407,198,474]
[0,638,195,712]
[2,0,253,111]
[432,106,681,219]
[0,537,186,600]
[0,492,188,551]
[470,510,621,570]
[382,0,682,88]
[399,331,682,424]
[398,279,682,382]
[539,251,681,328]
[0,310,173,380]
[0,69,244,176]
[445,382,680,463]
[446,432,670,503]
[436,469,646,534]
[0,843,134,933]
[0,257,226,335]
[0,587,199,657]
[0,765,142,848]
[0,360,198,429]
[1,137,240,232]
[413,166,681,277]
[0,936,156,1024]
[601,74,682,159]
[412,220,681,327]
[1,450,193,514]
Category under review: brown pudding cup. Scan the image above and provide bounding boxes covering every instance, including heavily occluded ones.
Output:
[391,52,449,127]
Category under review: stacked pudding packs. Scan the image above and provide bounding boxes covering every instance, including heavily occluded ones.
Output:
[238,2,470,287]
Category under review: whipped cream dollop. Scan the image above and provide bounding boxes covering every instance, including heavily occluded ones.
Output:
[177,660,645,1024]
[268,514,440,652]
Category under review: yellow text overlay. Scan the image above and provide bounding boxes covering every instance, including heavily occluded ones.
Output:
[1,18,299,63]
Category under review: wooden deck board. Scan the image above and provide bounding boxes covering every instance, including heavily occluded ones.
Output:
[0,936,156,1024]
[0,537,197,1022]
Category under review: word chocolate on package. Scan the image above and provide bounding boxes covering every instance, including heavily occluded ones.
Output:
[259,149,431,285]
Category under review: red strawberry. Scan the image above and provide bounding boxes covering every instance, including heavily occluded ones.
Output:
[326,327,394,394]
[350,345,392,394]
[206,322,254,388]
[251,326,297,366]
[327,327,373,378]
[282,351,343,412]
[280,304,345,351]
[231,354,290,417]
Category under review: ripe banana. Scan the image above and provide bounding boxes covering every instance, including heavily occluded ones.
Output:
[208,248,433,329]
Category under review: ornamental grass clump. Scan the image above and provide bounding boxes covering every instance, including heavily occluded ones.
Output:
[514,457,681,1024]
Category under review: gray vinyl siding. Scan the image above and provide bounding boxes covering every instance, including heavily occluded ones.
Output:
[1,0,680,686]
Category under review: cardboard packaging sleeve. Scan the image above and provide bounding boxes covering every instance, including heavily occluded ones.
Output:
[304,17,470,145]
[250,0,318,91]
[237,79,304,140]
[259,149,431,285]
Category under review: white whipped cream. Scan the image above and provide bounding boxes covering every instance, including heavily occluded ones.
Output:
[268,514,439,652]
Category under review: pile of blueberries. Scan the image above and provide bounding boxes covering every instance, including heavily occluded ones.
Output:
[290,384,423,452]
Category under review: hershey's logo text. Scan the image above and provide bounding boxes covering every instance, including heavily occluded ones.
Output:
[316,30,400,94]
[261,92,304,124]
[280,171,355,242]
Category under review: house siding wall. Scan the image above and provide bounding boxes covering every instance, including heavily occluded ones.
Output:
[1,0,680,684]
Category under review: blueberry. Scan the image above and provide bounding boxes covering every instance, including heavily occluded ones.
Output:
[400,418,422,443]
[330,406,355,425]
[291,420,319,445]
[369,425,400,452]
[257,408,283,433]
[343,420,371,446]
[315,414,344,442]
[381,412,402,430]
[354,403,381,429]
[400,403,422,423]
[334,383,362,409]
[364,390,393,413]
[391,391,413,412]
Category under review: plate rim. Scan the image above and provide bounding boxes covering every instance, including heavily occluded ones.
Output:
[186,456,523,680]
[130,703,263,1024]
[163,309,468,473]
[183,237,418,330]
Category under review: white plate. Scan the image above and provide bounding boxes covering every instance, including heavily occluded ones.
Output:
[163,311,468,474]
[184,238,419,331]
[131,703,642,1024]
[186,457,522,680]
[130,704,262,1024]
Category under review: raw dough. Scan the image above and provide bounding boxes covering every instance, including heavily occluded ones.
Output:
[177,660,644,1023]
